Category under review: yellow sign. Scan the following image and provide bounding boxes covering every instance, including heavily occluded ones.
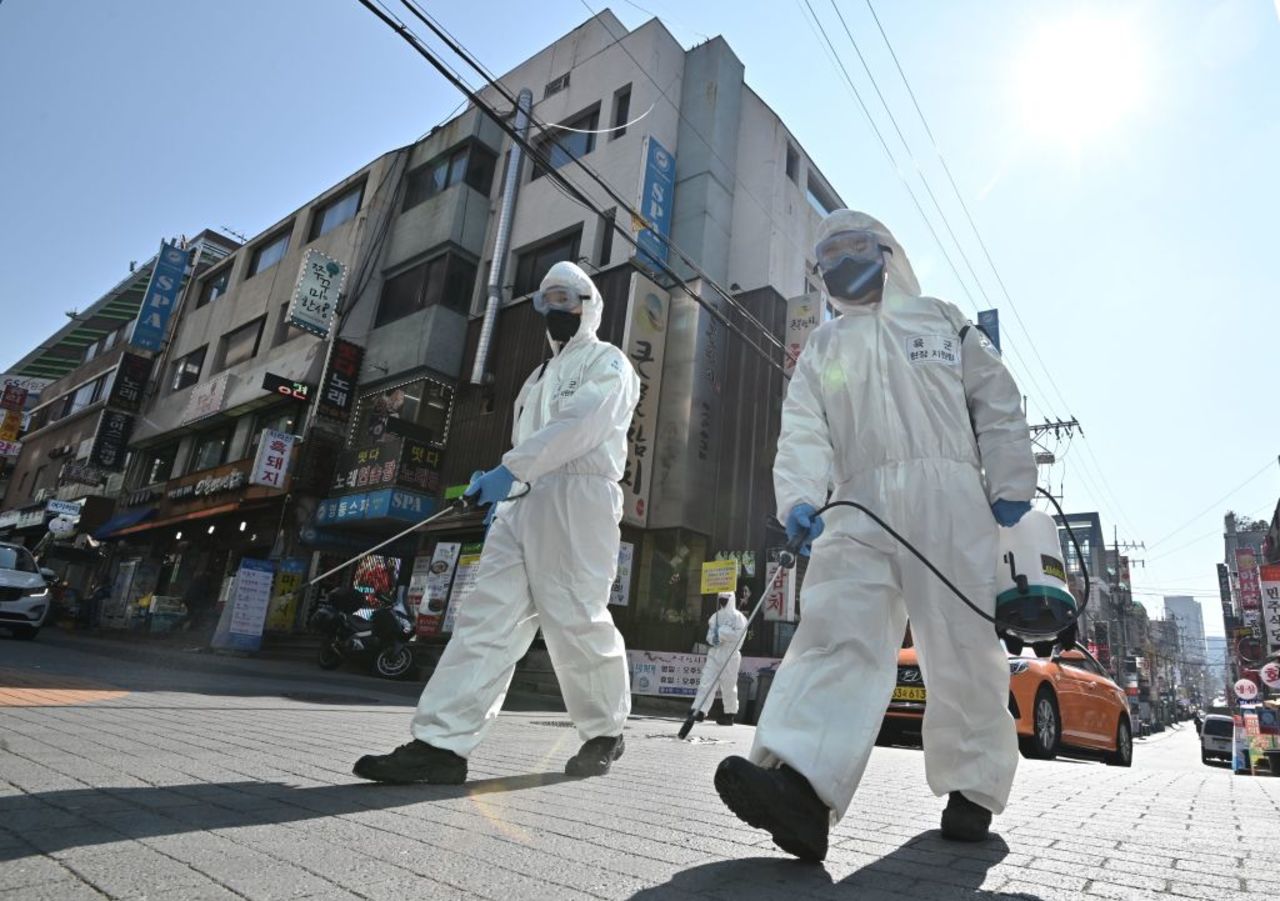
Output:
[265,561,306,632]
[0,411,19,442]
[700,559,739,595]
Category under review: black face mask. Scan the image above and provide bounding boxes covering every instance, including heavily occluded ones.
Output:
[821,256,886,302]
[545,310,581,343]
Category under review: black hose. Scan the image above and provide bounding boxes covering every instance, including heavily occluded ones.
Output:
[791,486,1091,631]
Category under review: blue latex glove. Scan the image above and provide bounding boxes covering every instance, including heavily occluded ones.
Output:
[785,503,825,556]
[465,465,516,525]
[991,499,1032,527]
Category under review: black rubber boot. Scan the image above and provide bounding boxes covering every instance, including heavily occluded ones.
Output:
[940,791,992,842]
[715,712,736,726]
[714,756,829,862]
[565,735,625,777]
[353,740,467,784]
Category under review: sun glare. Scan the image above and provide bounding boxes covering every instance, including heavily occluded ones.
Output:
[1014,14,1147,151]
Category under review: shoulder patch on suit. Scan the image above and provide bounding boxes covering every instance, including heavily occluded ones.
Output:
[905,334,960,366]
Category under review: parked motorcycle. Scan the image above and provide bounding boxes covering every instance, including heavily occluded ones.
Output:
[310,588,416,680]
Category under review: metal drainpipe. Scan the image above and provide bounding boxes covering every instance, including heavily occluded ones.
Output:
[470,87,533,386]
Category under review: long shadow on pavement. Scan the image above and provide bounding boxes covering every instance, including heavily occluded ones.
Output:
[628,832,1043,900]
[0,773,573,861]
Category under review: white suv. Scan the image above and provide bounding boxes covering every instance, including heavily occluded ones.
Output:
[0,542,54,640]
[1200,714,1235,765]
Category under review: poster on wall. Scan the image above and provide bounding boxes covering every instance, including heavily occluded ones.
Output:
[609,542,634,607]
[214,558,276,652]
[265,558,308,633]
[415,544,461,637]
[441,543,483,633]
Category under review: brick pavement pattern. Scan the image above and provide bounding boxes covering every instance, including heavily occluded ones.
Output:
[2,634,1279,900]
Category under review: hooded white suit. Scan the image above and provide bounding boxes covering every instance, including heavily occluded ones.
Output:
[751,210,1035,820]
[693,596,749,716]
[411,262,640,756]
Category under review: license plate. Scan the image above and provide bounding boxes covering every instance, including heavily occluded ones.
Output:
[892,686,926,702]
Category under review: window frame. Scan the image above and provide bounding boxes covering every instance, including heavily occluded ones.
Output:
[217,317,266,372]
[308,181,365,242]
[512,227,583,297]
[373,250,478,328]
[246,227,292,279]
[196,263,234,308]
[402,142,497,212]
[140,442,180,486]
[785,144,800,183]
[170,345,207,393]
[187,423,236,474]
[611,85,632,140]
[530,106,600,181]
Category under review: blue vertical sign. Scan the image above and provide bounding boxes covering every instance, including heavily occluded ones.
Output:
[634,137,676,275]
[977,308,1001,353]
[130,241,192,352]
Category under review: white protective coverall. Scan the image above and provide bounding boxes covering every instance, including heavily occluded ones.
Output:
[411,262,640,756]
[694,597,749,715]
[751,210,1035,820]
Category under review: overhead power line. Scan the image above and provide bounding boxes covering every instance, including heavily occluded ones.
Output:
[1145,459,1277,551]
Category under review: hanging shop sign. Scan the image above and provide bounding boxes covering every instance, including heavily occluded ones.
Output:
[181,372,232,425]
[1236,547,1262,612]
[45,499,82,518]
[131,241,192,352]
[318,340,363,421]
[441,543,484,634]
[699,558,739,595]
[762,547,797,622]
[620,274,669,528]
[633,136,676,275]
[1260,660,1280,690]
[249,428,296,489]
[313,487,436,526]
[0,411,20,442]
[288,249,348,338]
[330,436,443,496]
[262,372,312,402]
[0,383,28,412]
[1235,677,1260,702]
[107,352,155,414]
[416,542,462,638]
[0,439,21,458]
[784,293,822,376]
[609,542,635,607]
[89,410,134,472]
[1217,563,1234,630]
[1259,564,1280,656]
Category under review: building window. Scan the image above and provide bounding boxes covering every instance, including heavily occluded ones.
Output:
[806,174,838,217]
[170,346,207,392]
[354,378,454,446]
[611,85,632,140]
[309,182,364,241]
[374,252,477,327]
[402,143,498,212]
[68,375,106,415]
[83,339,100,363]
[247,229,291,278]
[531,107,599,180]
[218,317,266,371]
[188,424,235,473]
[544,72,570,98]
[273,302,304,347]
[196,265,233,307]
[141,443,179,486]
[513,229,581,297]
[101,325,121,352]
[785,144,799,183]
[246,406,299,459]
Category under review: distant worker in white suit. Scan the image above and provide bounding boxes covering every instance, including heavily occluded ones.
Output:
[713,210,1035,861]
[690,591,749,726]
[355,261,640,784]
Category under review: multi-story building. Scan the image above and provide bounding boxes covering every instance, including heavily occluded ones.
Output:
[1054,512,1116,666]
[1164,594,1208,704]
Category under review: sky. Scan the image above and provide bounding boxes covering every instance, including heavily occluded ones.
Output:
[2,0,1278,635]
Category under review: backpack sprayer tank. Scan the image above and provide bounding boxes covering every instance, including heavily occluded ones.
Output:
[994,508,1078,656]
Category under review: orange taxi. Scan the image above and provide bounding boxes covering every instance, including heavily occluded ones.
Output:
[881,645,1133,766]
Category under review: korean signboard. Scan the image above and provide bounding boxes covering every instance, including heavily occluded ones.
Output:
[1259,564,1280,656]
[46,499,82,518]
[60,460,103,487]
[249,428,296,489]
[784,293,822,375]
[217,558,276,653]
[313,487,436,526]
[131,241,192,352]
[627,650,777,698]
[262,372,312,402]
[442,543,484,633]
[288,249,348,338]
[1217,563,1235,628]
[1,375,51,409]
[108,352,154,414]
[0,440,22,458]
[89,410,134,471]
[0,383,27,412]
[415,542,462,638]
[330,436,443,496]
[1236,547,1262,612]
[620,274,669,527]
[633,136,675,274]
[977,309,1002,353]
[609,542,634,607]
[265,558,307,633]
[0,411,19,442]
[700,559,739,595]
[762,547,797,622]
[181,373,232,424]
[318,340,363,421]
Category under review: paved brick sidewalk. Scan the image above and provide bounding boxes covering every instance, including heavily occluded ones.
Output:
[2,640,1278,900]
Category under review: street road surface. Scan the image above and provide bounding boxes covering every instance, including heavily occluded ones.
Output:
[2,633,1278,900]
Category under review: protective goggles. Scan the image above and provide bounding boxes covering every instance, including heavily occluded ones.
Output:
[532,285,588,314]
[813,229,892,273]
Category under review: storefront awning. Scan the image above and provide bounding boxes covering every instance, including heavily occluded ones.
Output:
[93,506,158,540]
[109,499,279,538]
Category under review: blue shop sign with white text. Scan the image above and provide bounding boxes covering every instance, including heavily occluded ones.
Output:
[634,136,675,275]
[131,241,192,352]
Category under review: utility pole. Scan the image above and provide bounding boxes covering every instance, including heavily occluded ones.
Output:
[1110,526,1146,711]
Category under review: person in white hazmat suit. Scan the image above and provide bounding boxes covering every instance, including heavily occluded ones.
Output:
[714,210,1036,860]
[690,592,749,726]
[354,261,640,783]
